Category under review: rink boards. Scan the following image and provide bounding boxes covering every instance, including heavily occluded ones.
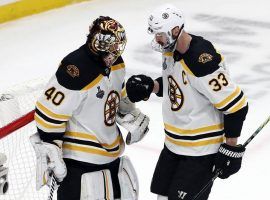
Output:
[0,0,88,24]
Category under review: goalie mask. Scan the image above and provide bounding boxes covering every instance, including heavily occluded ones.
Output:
[148,4,185,53]
[88,16,127,67]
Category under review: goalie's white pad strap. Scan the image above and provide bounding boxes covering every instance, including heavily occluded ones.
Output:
[118,156,139,200]
[80,169,114,200]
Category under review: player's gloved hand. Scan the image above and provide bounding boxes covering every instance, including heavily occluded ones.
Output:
[126,75,154,103]
[214,143,245,179]
[116,108,149,145]
[30,133,67,190]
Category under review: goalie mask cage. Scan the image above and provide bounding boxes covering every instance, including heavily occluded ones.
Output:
[0,78,54,200]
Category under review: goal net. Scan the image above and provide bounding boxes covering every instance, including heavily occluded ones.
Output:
[0,78,55,200]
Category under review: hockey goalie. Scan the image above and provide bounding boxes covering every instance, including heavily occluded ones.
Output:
[30,16,149,200]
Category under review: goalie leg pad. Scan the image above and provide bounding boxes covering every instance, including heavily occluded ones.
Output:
[118,156,139,200]
[80,169,114,200]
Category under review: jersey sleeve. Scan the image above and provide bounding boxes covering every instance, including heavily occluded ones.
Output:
[191,64,248,138]
[35,75,85,142]
[155,76,163,97]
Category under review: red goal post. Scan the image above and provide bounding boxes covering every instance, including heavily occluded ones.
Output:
[0,110,35,140]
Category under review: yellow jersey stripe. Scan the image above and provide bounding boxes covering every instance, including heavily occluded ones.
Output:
[121,87,127,97]
[35,114,66,129]
[214,87,241,109]
[63,143,121,157]
[65,131,121,149]
[166,135,224,147]
[164,123,224,135]
[229,97,247,113]
[101,135,121,149]
[111,63,125,71]
[36,101,70,120]
[180,59,195,76]
[163,52,174,57]
[65,131,98,141]
[82,74,103,91]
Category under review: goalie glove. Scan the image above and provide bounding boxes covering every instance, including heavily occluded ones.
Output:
[30,133,67,190]
[116,108,149,145]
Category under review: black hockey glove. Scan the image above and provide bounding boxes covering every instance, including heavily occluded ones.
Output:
[126,75,154,103]
[214,143,245,179]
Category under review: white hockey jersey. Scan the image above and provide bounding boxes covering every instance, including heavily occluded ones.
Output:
[35,44,127,164]
[161,35,248,156]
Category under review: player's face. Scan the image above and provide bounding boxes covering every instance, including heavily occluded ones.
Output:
[155,32,169,47]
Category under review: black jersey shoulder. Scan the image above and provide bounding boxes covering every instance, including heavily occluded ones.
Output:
[180,35,222,77]
[114,56,124,66]
[56,44,106,90]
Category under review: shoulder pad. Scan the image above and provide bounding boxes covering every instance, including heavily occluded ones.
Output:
[114,56,124,65]
[56,46,102,90]
[183,36,222,77]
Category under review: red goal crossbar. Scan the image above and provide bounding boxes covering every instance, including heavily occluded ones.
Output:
[0,110,35,139]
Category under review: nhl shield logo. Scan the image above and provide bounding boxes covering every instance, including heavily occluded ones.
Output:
[96,86,105,99]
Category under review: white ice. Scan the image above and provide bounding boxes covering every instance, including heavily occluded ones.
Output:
[0,0,270,199]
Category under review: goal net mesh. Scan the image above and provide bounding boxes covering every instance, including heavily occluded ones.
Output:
[0,78,54,200]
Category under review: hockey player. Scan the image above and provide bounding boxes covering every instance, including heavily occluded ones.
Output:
[30,16,149,200]
[126,4,248,200]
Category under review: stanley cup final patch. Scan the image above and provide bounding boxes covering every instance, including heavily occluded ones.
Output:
[96,86,105,99]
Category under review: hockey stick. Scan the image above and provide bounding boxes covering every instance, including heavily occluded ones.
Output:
[47,174,58,200]
[192,115,270,200]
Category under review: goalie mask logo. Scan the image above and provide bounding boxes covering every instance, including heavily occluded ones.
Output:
[168,75,184,111]
[104,90,120,126]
